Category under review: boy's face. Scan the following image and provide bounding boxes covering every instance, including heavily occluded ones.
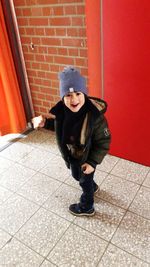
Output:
[63,92,85,112]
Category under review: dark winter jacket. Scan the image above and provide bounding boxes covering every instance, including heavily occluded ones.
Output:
[44,97,111,169]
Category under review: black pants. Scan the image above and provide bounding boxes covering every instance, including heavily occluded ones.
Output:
[70,160,97,209]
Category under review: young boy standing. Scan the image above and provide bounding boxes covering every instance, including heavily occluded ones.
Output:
[32,66,111,216]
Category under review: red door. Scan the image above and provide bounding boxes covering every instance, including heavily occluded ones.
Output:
[103,0,150,166]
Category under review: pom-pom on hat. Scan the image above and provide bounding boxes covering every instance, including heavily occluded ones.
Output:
[58,66,87,98]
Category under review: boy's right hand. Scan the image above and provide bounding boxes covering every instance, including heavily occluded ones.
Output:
[32,115,46,129]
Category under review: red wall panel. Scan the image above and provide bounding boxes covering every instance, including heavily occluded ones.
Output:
[103,0,150,166]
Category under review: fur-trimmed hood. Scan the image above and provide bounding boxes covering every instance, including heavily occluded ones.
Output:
[87,96,107,118]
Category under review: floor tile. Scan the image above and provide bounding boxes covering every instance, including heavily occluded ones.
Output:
[0,156,13,174]
[19,148,55,171]
[111,159,149,184]
[19,129,52,147]
[97,155,119,173]
[0,142,33,162]
[112,211,150,263]
[43,183,81,221]
[40,155,70,182]
[0,186,13,205]
[0,163,36,192]
[40,260,56,267]
[16,208,70,257]
[36,137,59,155]
[98,243,149,267]
[74,199,125,241]
[99,175,140,209]
[143,171,150,188]
[17,172,61,205]
[129,186,150,220]
[0,194,39,235]
[0,238,43,266]
[47,224,108,267]
[0,229,11,249]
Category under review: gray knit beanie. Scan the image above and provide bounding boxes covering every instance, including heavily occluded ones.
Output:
[58,66,87,98]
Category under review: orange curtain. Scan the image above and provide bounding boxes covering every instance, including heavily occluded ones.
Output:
[0,2,26,136]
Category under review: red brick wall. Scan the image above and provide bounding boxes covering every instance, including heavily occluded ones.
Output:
[13,0,88,116]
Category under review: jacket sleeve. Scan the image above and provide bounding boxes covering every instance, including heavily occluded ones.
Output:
[86,115,111,166]
[44,118,55,131]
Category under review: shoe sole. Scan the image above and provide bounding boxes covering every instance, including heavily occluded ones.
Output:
[69,209,96,217]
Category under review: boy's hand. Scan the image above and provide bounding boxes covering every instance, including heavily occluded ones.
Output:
[81,163,94,174]
[32,115,46,129]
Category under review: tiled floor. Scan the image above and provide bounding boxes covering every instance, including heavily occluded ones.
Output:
[0,129,150,267]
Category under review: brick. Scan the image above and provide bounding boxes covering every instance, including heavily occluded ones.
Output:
[64,5,76,15]
[17,17,28,26]
[46,95,54,101]
[68,48,79,56]
[50,65,60,72]
[33,99,42,106]
[42,37,61,46]
[55,28,66,36]
[20,36,31,44]
[19,28,26,35]
[34,28,45,36]
[37,71,46,78]
[47,47,57,55]
[45,28,55,36]
[76,5,85,14]
[15,8,23,16]
[51,80,59,88]
[59,0,82,3]
[75,57,88,66]
[25,27,35,35]
[32,62,41,69]
[45,72,57,80]
[25,62,31,69]
[53,6,64,16]
[80,48,88,57]
[57,47,68,55]
[40,63,49,71]
[26,0,37,5]
[31,7,42,16]
[40,87,51,94]
[24,53,34,61]
[39,107,47,113]
[34,78,42,85]
[42,101,50,107]
[14,0,26,6]
[38,46,48,54]
[22,8,32,16]
[78,28,86,36]
[71,17,84,26]
[35,54,45,62]
[49,17,71,26]
[37,93,46,99]
[42,79,51,87]
[67,28,78,37]
[62,38,82,47]
[37,0,59,4]
[22,44,29,53]
[45,55,54,63]
[29,18,48,26]
[30,85,40,92]
[54,56,74,65]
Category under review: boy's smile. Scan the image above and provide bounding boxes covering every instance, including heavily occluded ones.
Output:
[63,92,85,112]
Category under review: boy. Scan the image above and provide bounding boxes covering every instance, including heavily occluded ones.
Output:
[32,66,111,216]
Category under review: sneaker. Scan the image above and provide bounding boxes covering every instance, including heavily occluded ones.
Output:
[94,184,100,194]
[69,203,95,216]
